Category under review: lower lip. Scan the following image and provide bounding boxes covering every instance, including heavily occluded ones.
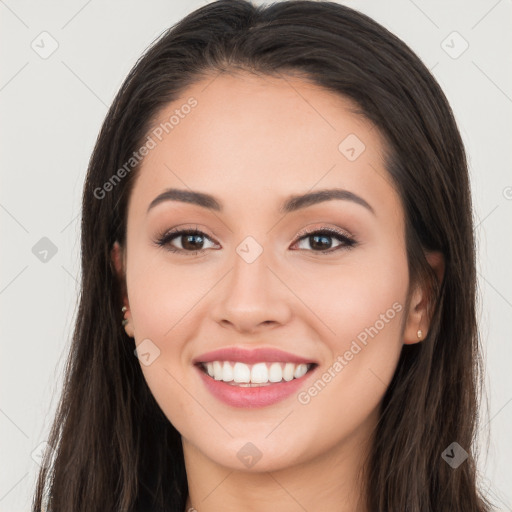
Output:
[194,364,317,408]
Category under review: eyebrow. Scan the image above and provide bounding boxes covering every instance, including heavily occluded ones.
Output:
[147,187,375,215]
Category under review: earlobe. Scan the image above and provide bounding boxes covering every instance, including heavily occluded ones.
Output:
[403,285,426,345]
[403,250,444,345]
[111,241,134,338]
[122,305,135,338]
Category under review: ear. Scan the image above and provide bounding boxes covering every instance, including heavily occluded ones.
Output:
[111,241,134,338]
[403,251,445,345]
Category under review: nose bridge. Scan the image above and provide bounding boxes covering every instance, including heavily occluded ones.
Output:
[210,234,292,332]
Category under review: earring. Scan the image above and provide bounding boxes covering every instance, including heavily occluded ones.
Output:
[121,306,128,327]
[417,329,423,340]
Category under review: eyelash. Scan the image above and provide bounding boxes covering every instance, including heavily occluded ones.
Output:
[154,225,357,256]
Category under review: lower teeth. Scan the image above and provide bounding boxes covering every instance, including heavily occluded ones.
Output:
[226,381,278,387]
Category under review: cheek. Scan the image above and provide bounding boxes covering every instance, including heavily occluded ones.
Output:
[293,242,408,345]
[125,251,220,428]
[291,245,408,407]
[125,251,205,428]
[126,248,216,343]
[289,293,406,447]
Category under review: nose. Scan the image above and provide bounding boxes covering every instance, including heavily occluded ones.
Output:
[210,247,293,335]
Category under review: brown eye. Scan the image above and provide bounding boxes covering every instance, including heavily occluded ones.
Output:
[156,229,218,255]
[292,228,356,253]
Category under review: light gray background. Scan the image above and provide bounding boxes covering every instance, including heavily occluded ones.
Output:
[1,0,511,510]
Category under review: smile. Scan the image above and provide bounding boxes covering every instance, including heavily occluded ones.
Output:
[194,361,318,408]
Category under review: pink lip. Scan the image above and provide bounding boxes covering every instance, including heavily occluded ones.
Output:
[194,364,318,408]
[192,346,317,365]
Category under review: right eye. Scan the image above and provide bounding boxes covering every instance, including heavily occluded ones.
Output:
[155,228,219,255]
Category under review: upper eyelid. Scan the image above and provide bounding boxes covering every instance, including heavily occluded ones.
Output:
[163,226,218,242]
[295,225,354,240]
[159,226,355,248]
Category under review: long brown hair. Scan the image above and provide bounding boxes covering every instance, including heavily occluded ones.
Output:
[33,1,491,510]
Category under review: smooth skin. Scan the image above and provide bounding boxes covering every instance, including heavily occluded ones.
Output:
[111,72,444,512]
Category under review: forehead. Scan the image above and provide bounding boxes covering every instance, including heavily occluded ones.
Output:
[129,71,400,220]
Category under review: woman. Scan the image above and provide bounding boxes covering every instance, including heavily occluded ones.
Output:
[33,1,492,510]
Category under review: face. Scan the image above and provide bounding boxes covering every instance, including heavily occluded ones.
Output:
[113,72,427,473]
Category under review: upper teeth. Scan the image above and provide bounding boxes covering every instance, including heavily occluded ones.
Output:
[202,361,311,384]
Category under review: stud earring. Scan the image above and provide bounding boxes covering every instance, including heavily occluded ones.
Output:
[121,306,128,327]
[417,329,423,340]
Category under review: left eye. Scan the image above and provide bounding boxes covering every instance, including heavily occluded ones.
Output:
[292,229,355,252]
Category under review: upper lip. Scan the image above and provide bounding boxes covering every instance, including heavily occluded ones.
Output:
[192,346,318,365]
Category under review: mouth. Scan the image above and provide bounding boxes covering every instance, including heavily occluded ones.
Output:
[195,360,319,387]
[192,346,319,407]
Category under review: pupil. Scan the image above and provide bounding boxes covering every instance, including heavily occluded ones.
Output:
[311,234,331,250]
[183,234,203,250]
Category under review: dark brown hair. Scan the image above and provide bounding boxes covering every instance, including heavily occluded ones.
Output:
[33,1,491,510]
